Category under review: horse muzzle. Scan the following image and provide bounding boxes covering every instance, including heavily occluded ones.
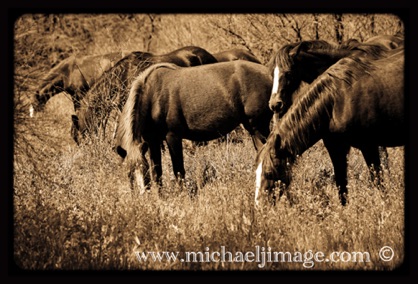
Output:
[269,98,285,115]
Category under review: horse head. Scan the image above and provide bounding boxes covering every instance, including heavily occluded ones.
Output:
[254,131,293,206]
[30,91,48,114]
[268,42,306,116]
[268,40,356,116]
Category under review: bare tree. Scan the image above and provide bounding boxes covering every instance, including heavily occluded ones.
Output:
[145,14,158,52]
[313,14,320,40]
[334,14,344,44]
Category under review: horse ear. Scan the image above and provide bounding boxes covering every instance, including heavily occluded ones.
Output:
[289,44,301,58]
[71,114,80,130]
[272,42,280,53]
[289,42,306,59]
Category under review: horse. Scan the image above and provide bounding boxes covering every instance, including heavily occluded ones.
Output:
[115,61,273,194]
[212,48,262,64]
[30,51,127,116]
[267,36,402,187]
[70,46,218,144]
[255,47,404,206]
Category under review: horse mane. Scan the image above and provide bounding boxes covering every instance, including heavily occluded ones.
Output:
[115,62,179,161]
[272,39,386,73]
[277,54,375,155]
[343,41,387,59]
[273,40,336,71]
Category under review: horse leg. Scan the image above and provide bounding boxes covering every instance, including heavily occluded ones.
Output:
[71,90,82,113]
[148,139,163,191]
[112,111,120,140]
[102,107,114,141]
[101,115,109,141]
[323,138,350,206]
[128,142,151,194]
[243,116,271,151]
[165,132,186,189]
[71,115,80,145]
[379,146,390,174]
[359,145,384,188]
[249,133,266,151]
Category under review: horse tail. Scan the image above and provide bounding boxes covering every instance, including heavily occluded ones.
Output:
[115,62,178,161]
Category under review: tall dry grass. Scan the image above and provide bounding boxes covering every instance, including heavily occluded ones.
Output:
[14,99,405,270]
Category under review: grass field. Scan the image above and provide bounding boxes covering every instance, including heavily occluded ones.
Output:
[13,93,405,271]
[12,14,405,272]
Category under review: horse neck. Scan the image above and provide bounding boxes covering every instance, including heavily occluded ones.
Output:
[304,49,351,72]
[38,58,72,93]
[105,52,125,62]
[278,54,373,156]
[38,75,65,94]
[87,57,132,101]
[276,74,336,156]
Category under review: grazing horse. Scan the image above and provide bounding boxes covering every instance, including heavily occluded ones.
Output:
[30,51,127,116]
[255,47,404,206]
[267,36,402,187]
[115,61,273,193]
[71,46,218,144]
[213,48,262,64]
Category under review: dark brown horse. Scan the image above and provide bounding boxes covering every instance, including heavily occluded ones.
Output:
[115,61,273,194]
[213,48,262,64]
[30,51,127,116]
[71,46,218,144]
[255,47,404,206]
[267,35,403,188]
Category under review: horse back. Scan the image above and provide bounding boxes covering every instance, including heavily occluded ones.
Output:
[330,49,404,146]
[157,46,218,67]
[214,48,262,64]
[159,60,271,100]
[143,61,272,138]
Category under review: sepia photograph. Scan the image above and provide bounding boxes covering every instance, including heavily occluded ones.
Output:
[9,9,409,273]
